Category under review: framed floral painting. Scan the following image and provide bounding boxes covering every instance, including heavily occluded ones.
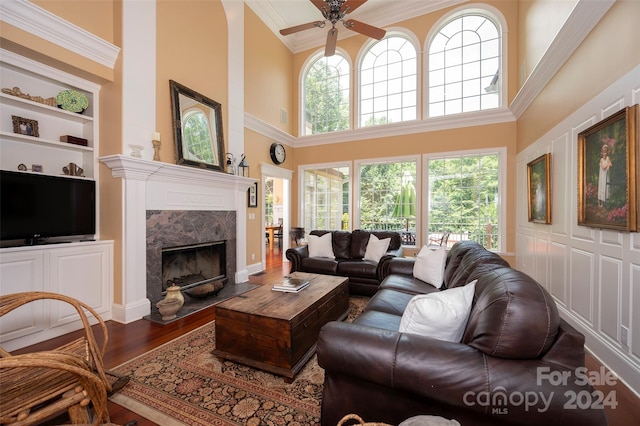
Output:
[577,104,638,231]
[527,153,551,224]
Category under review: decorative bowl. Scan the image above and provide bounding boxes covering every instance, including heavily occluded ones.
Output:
[156,298,181,320]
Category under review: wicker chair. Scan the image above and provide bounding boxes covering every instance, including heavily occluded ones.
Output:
[0,292,112,425]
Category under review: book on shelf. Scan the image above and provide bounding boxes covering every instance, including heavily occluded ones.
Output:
[272,277,310,293]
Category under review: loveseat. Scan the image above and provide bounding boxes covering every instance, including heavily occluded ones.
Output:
[285,230,403,296]
[317,241,607,426]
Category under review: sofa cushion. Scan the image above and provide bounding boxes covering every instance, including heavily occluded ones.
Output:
[300,257,338,275]
[379,274,442,296]
[413,246,446,288]
[399,280,476,342]
[353,309,403,331]
[308,232,335,259]
[364,288,416,316]
[463,267,560,359]
[364,234,391,263]
[337,260,378,279]
[331,230,352,259]
[349,230,370,259]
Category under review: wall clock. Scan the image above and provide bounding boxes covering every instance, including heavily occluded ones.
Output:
[270,142,286,165]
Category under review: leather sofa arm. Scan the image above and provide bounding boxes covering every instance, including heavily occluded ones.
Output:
[285,245,309,273]
[377,248,404,281]
[385,256,415,277]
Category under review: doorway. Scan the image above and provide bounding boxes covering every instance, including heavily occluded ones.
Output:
[261,163,292,268]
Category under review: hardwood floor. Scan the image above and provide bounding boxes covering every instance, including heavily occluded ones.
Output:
[12,247,639,425]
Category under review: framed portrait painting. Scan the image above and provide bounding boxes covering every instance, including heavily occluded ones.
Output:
[527,153,551,224]
[577,104,638,231]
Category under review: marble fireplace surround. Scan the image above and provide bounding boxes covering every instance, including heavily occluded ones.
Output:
[100,155,256,324]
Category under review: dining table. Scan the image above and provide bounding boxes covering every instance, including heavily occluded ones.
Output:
[265,225,281,251]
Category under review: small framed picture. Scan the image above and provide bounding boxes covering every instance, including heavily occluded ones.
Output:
[31,164,43,173]
[578,104,638,231]
[12,115,39,137]
[527,153,552,224]
[248,182,258,208]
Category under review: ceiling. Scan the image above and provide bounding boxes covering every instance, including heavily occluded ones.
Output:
[246,0,468,53]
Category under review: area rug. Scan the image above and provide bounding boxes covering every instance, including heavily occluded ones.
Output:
[109,296,369,425]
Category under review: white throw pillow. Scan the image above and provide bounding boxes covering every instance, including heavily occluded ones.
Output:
[413,245,447,288]
[363,234,391,263]
[307,232,335,259]
[399,280,477,342]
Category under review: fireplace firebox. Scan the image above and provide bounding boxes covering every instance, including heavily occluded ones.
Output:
[161,241,226,294]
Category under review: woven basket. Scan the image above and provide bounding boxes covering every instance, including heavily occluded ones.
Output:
[337,414,393,426]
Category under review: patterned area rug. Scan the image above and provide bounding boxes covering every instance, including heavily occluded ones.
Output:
[109,295,369,425]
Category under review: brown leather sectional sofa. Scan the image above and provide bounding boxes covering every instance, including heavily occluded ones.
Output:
[317,241,607,426]
[285,230,403,296]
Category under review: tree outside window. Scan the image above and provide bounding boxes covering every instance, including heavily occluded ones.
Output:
[358,160,417,245]
[304,55,350,135]
[427,152,501,250]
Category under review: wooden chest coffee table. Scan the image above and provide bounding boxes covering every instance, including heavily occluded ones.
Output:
[212,272,349,381]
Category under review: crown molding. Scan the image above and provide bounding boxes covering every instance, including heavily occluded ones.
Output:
[0,0,120,69]
[245,108,515,149]
[244,113,297,146]
[249,0,467,54]
[509,0,615,118]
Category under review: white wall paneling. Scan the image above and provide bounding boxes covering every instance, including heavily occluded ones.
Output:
[516,65,640,395]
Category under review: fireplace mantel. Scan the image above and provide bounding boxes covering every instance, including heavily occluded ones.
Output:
[100,154,256,324]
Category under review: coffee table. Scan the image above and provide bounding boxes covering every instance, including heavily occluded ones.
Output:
[212,272,349,382]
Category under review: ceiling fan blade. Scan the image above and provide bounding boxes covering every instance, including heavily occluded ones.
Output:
[280,20,325,36]
[342,0,368,14]
[344,19,386,40]
[325,27,338,57]
[310,0,327,13]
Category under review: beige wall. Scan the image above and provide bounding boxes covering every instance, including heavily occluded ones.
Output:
[156,0,228,164]
[517,0,640,150]
[516,0,576,88]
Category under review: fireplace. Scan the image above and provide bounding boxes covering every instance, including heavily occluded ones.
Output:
[100,155,256,324]
[146,210,237,308]
[161,241,226,293]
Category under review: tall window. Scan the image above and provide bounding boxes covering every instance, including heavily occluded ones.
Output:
[428,13,501,117]
[357,159,417,245]
[303,54,350,135]
[426,151,502,250]
[302,166,350,231]
[360,35,417,127]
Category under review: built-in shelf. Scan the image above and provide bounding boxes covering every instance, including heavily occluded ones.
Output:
[0,92,94,123]
[0,131,93,153]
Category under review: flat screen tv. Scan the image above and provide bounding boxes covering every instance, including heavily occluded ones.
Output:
[1,170,96,246]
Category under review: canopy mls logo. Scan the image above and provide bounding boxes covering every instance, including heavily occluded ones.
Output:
[462,366,619,414]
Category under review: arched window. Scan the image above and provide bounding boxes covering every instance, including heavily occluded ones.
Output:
[359,34,417,127]
[428,13,501,117]
[303,53,350,135]
[182,109,215,163]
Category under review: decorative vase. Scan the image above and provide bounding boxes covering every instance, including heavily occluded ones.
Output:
[156,298,181,321]
[164,285,184,309]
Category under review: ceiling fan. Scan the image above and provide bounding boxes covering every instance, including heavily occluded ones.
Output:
[279,0,387,57]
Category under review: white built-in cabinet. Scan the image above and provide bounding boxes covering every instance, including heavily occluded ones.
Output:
[0,50,113,351]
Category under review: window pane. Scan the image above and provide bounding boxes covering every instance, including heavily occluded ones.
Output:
[303,167,350,231]
[304,54,350,135]
[359,35,417,128]
[427,152,500,250]
[428,13,501,117]
[359,161,417,246]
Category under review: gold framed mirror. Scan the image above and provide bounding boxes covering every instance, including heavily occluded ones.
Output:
[169,80,224,171]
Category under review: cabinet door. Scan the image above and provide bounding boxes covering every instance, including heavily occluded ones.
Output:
[0,251,45,342]
[48,244,112,327]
